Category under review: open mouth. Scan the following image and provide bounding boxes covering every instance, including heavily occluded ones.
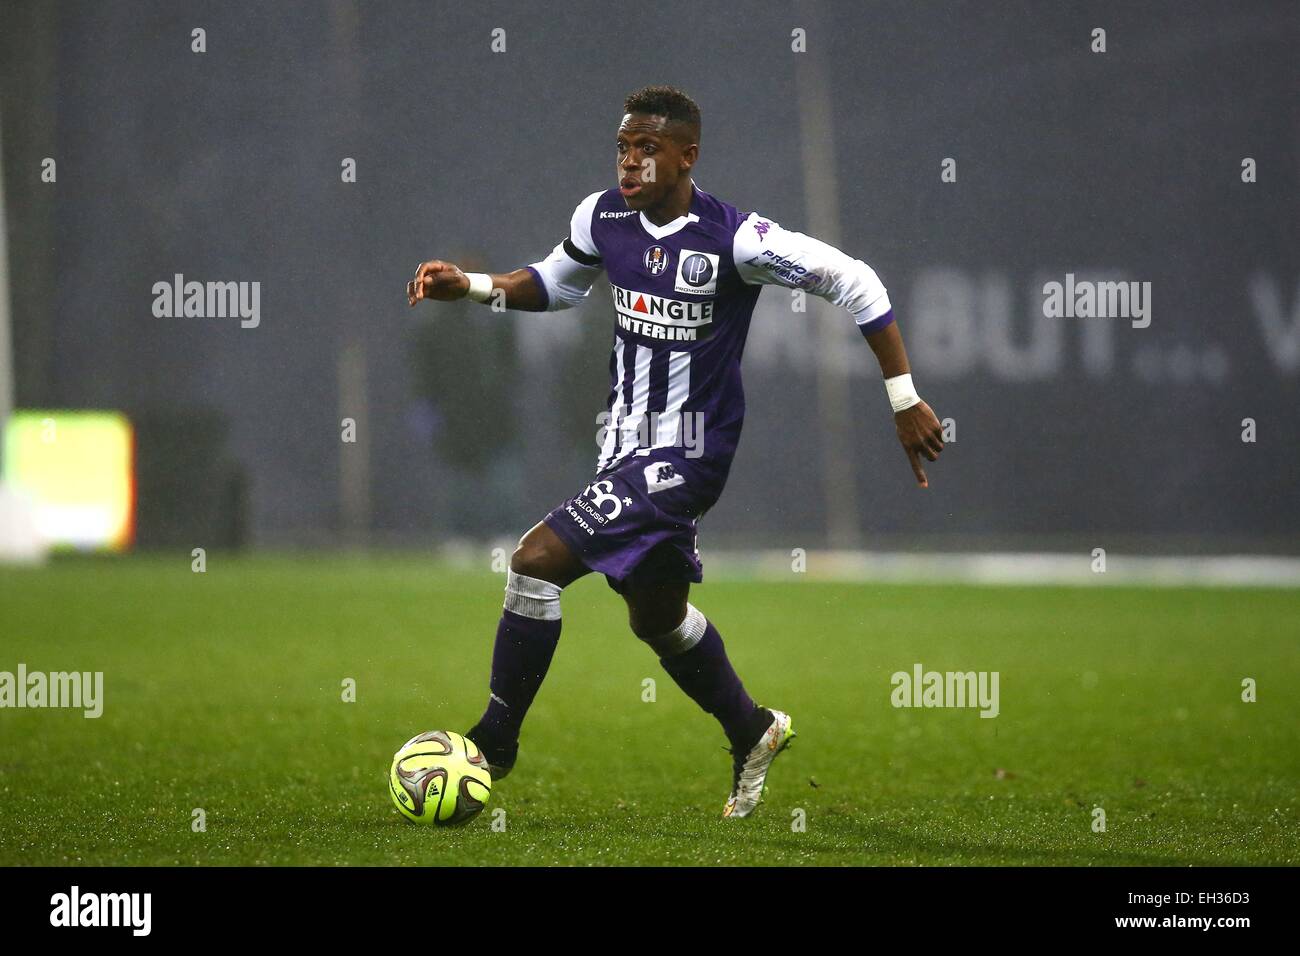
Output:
[619,178,643,198]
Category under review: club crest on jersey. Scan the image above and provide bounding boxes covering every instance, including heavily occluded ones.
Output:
[675,250,719,295]
[642,245,670,276]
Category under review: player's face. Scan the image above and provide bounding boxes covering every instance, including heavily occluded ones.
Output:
[616,113,692,210]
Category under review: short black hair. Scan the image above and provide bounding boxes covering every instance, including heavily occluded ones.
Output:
[623,85,701,144]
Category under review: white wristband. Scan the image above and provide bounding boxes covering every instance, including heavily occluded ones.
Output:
[464,272,494,303]
[885,373,922,413]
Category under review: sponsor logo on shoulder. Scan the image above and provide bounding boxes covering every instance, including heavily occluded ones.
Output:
[745,249,822,289]
[600,210,637,219]
[753,219,771,241]
[675,249,720,295]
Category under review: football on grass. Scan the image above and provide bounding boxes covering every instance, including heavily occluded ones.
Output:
[388,730,492,826]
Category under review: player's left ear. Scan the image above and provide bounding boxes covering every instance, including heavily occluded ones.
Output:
[679,142,699,172]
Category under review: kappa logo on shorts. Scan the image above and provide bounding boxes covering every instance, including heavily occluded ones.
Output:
[644,461,685,494]
[674,250,719,295]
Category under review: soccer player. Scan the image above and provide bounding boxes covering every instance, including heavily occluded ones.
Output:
[407,85,944,817]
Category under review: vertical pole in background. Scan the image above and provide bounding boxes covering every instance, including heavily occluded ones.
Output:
[330,3,368,548]
[0,113,14,462]
[338,342,371,547]
[794,1,862,550]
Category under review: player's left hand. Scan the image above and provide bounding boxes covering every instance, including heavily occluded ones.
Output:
[894,401,944,488]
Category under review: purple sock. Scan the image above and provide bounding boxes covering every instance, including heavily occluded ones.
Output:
[468,609,560,762]
[659,619,764,750]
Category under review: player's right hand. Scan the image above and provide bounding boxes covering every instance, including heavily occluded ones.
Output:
[894,399,944,489]
[407,260,470,305]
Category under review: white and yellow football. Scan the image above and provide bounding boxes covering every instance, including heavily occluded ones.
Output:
[388,730,492,826]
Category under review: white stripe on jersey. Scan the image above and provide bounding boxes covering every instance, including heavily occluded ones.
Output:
[569,191,603,258]
[597,342,627,471]
[526,191,605,312]
[640,350,691,456]
[610,345,653,468]
[598,345,693,471]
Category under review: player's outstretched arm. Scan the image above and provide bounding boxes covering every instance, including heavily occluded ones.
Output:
[732,212,945,487]
[406,260,548,311]
[863,320,945,489]
[409,193,606,313]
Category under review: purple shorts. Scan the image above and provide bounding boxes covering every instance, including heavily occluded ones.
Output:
[542,453,724,593]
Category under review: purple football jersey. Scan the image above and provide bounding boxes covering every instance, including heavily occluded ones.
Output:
[586,186,759,494]
[528,182,894,585]
[527,180,894,510]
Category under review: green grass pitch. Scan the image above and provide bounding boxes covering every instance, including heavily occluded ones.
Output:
[1,555,1296,866]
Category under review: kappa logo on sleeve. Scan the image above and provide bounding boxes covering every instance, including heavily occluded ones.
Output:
[675,250,719,295]
[644,461,686,494]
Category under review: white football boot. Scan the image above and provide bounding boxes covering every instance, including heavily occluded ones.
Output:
[723,708,795,818]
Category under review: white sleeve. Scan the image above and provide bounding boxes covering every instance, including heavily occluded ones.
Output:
[527,191,605,312]
[733,212,893,329]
